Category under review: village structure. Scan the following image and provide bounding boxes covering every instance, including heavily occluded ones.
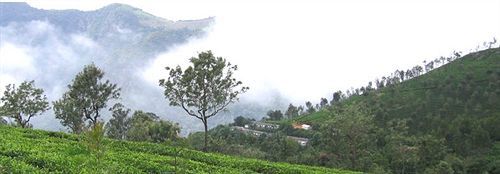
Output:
[232,121,311,146]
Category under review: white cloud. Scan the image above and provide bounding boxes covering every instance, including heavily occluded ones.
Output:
[17,1,500,104]
[2,0,498,133]
[0,42,36,91]
[134,0,500,104]
[0,20,102,131]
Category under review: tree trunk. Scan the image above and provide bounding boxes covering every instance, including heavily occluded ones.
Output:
[203,119,208,152]
[17,113,25,128]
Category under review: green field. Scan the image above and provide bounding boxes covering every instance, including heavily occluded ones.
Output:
[0,125,357,173]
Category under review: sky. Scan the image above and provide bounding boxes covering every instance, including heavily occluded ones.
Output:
[10,0,500,104]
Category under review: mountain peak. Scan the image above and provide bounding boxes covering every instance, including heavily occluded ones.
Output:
[0,2,33,10]
[103,3,134,9]
[99,3,141,13]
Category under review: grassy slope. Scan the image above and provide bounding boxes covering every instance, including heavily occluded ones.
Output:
[292,47,500,124]
[0,126,357,174]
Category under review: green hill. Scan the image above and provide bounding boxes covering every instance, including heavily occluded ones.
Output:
[252,47,500,173]
[294,47,500,127]
[0,125,356,173]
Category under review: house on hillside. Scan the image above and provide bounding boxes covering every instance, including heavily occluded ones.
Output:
[287,136,309,146]
[245,122,280,130]
[231,126,310,146]
[292,123,312,130]
[231,126,266,137]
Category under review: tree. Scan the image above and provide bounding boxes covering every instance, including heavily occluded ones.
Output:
[319,98,328,109]
[105,103,130,140]
[159,50,249,151]
[148,120,181,143]
[0,81,49,128]
[305,101,316,114]
[383,119,419,173]
[331,91,343,105]
[53,64,120,132]
[126,110,180,143]
[297,106,305,115]
[126,110,159,142]
[267,110,283,121]
[232,116,254,127]
[260,133,300,161]
[319,103,375,170]
[83,121,106,172]
[53,94,85,134]
[285,104,299,119]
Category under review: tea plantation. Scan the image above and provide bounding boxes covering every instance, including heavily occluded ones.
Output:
[0,125,357,173]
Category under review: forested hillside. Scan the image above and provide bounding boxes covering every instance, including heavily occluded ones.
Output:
[1,2,499,173]
[198,47,500,173]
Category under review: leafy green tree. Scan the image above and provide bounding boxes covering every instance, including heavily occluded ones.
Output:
[424,161,453,174]
[297,106,305,115]
[159,50,249,151]
[83,121,106,172]
[285,104,299,119]
[260,133,300,161]
[53,94,85,134]
[0,81,49,128]
[382,119,419,173]
[125,110,179,143]
[232,116,254,127]
[54,64,120,132]
[105,103,130,140]
[305,101,315,114]
[319,103,375,170]
[319,98,328,109]
[126,110,158,141]
[148,120,180,143]
[267,110,283,121]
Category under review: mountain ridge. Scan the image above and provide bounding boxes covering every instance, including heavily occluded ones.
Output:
[0,2,281,135]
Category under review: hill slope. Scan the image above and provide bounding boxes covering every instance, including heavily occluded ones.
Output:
[294,47,500,127]
[253,47,500,173]
[0,125,356,173]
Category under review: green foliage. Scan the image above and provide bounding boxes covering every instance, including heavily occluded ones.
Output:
[260,133,301,161]
[266,110,283,121]
[84,122,106,157]
[148,120,180,143]
[0,117,6,125]
[267,48,500,173]
[305,101,316,114]
[159,50,249,151]
[0,125,355,173]
[486,142,500,173]
[105,103,130,140]
[231,116,255,127]
[53,63,120,133]
[0,80,49,128]
[317,103,376,171]
[285,104,299,119]
[83,121,106,172]
[423,161,453,174]
[52,94,84,134]
[126,110,180,143]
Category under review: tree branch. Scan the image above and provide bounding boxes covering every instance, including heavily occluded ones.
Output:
[180,102,202,120]
[25,114,34,125]
[206,100,232,119]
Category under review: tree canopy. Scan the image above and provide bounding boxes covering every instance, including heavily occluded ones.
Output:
[53,63,120,133]
[159,50,248,151]
[0,81,49,128]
